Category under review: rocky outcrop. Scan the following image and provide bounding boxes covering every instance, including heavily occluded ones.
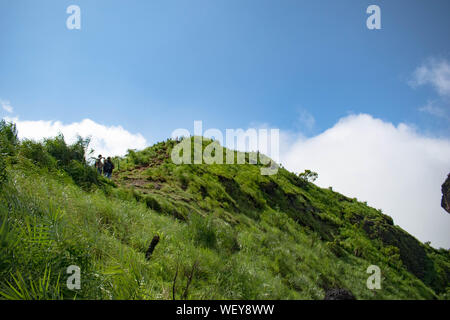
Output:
[324,288,356,300]
[361,215,432,282]
[442,174,450,214]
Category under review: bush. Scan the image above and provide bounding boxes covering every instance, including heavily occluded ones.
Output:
[44,134,89,167]
[126,149,150,166]
[0,120,19,157]
[65,160,100,189]
[0,120,19,185]
[19,140,56,168]
[298,170,318,182]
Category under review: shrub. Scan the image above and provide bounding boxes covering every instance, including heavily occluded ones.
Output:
[126,149,150,166]
[44,134,89,167]
[0,120,19,157]
[65,160,100,189]
[20,140,56,168]
[298,170,318,182]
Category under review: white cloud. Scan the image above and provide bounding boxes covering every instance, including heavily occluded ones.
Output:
[1,100,13,113]
[3,117,147,158]
[281,114,450,249]
[297,109,315,131]
[410,58,450,97]
[419,101,449,120]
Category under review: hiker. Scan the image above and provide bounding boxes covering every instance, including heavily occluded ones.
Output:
[103,157,115,179]
[95,155,104,175]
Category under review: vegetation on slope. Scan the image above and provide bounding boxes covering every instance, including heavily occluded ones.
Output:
[0,120,449,299]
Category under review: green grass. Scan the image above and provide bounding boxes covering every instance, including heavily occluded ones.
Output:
[0,123,449,300]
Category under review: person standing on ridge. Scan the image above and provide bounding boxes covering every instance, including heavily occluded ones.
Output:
[95,155,104,175]
[103,157,115,179]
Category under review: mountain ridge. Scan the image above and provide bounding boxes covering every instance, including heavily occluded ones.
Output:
[0,121,449,299]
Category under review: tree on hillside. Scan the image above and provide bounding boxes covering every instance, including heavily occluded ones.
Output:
[298,169,318,182]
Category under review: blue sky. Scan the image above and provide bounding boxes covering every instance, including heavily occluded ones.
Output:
[1,0,450,247]
[1,0,449,140]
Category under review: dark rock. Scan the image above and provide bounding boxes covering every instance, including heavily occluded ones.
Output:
[441,174,450,214]
[362,218,431,281]
[324,288,356,300]
[362,219,376,235]
[145,235,160,260]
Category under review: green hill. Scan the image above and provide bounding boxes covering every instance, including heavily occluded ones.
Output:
[0,120,449,300]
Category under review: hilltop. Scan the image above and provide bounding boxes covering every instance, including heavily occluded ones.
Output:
[0,120,449,299]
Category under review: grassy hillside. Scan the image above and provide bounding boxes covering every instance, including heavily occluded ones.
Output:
[0,120,449,300]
